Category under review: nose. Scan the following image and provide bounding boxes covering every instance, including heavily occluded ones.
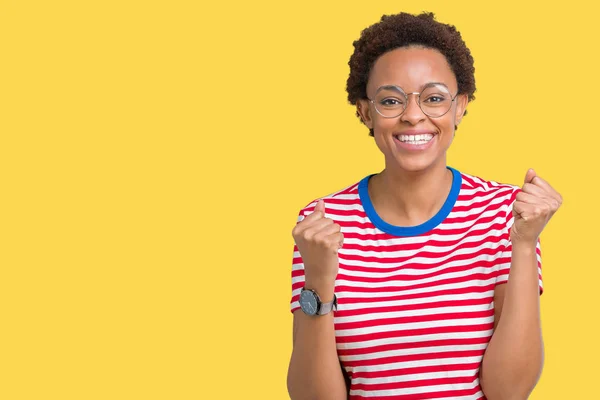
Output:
[399,93,426,125]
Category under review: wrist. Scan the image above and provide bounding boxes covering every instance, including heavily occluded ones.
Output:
[511,239,538,254]
[304,278,336,302]
[510,241,539,277]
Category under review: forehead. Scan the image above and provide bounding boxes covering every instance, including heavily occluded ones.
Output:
[367,47,457,94]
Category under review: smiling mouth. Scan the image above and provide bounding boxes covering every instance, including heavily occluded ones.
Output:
[394,133,434,145]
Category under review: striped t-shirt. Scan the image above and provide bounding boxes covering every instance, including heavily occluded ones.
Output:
[290,166,543,400]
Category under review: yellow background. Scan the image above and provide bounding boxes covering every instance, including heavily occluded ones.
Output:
[0,1,596,398]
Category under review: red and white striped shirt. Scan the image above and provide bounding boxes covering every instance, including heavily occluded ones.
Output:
[290,167,543,400]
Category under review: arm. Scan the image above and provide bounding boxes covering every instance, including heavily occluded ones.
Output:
[287,199,348,400]
[479,242,544,400]
[480,169,561,400]
[287,284,348,400]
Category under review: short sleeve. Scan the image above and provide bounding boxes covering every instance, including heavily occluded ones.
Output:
[495,188,544,295]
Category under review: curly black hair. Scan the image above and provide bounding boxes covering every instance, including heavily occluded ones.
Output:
[346,12,476,137]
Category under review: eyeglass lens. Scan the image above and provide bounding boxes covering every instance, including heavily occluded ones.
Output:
[373,84,453,118]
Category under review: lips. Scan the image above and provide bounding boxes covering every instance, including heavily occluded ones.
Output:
[392,131,437,151]
[395,133,434,143]
[394,130,436,138]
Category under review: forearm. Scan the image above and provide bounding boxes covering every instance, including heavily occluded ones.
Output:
[287,285,347,400]
[480,242,544,400]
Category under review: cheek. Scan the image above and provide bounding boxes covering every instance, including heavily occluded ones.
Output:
[433,113,456,132]
[373,115,397,131]
[373,130,393,157]
[372,117,400,140]
[373,131,387,152]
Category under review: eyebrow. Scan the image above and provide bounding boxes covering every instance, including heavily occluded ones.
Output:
[376,82,449,91]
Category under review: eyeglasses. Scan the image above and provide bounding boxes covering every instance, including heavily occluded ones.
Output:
[367,83,459,118]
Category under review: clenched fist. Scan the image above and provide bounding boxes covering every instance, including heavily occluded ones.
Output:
[511,169,562,246]
[292,199,344,290]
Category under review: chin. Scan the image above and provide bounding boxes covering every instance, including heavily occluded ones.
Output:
[389,154,441,173]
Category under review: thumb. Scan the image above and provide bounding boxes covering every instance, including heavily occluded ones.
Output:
[314,198,325,215]
[524,168,536,185]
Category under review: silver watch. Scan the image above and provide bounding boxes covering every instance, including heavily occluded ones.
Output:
[299,287,337,316]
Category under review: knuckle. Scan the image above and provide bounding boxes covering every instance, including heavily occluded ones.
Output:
[313,233,326,245]
[302,229,313,241]
[292,229,303,241]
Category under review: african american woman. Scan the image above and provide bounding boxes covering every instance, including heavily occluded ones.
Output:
[287,11,561,400]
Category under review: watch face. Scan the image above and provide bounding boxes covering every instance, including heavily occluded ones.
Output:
[299,290,318,315]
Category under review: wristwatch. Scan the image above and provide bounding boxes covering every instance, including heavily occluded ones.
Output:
[299,287,338,316]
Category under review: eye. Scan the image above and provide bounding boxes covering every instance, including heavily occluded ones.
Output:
[379,97,404,107]
[423,95,446,103]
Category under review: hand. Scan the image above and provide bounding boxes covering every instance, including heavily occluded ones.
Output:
[510,169,562,246]
[292,199,344,287]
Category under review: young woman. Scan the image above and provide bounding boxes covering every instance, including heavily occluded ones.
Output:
[287,12,562,400]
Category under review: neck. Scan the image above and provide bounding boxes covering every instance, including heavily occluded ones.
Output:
[368,160,453,227]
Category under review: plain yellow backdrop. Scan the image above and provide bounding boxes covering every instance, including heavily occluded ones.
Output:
[0,0,597,399]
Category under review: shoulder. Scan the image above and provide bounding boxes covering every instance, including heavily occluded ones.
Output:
[296,178,364,221]
[458,169,520,203]
[455,169,524,224]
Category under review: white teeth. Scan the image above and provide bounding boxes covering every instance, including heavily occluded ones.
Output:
[397,134,434,143]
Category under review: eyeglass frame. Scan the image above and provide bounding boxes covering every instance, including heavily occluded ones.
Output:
[366,82,460,119]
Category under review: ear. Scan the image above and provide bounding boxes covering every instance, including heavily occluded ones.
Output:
[454,94,468,126]
[356,99,374,129]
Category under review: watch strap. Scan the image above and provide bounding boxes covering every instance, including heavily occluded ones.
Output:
[317,294,337,315]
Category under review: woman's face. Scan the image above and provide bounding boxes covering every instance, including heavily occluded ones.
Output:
[357,46,468,174]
